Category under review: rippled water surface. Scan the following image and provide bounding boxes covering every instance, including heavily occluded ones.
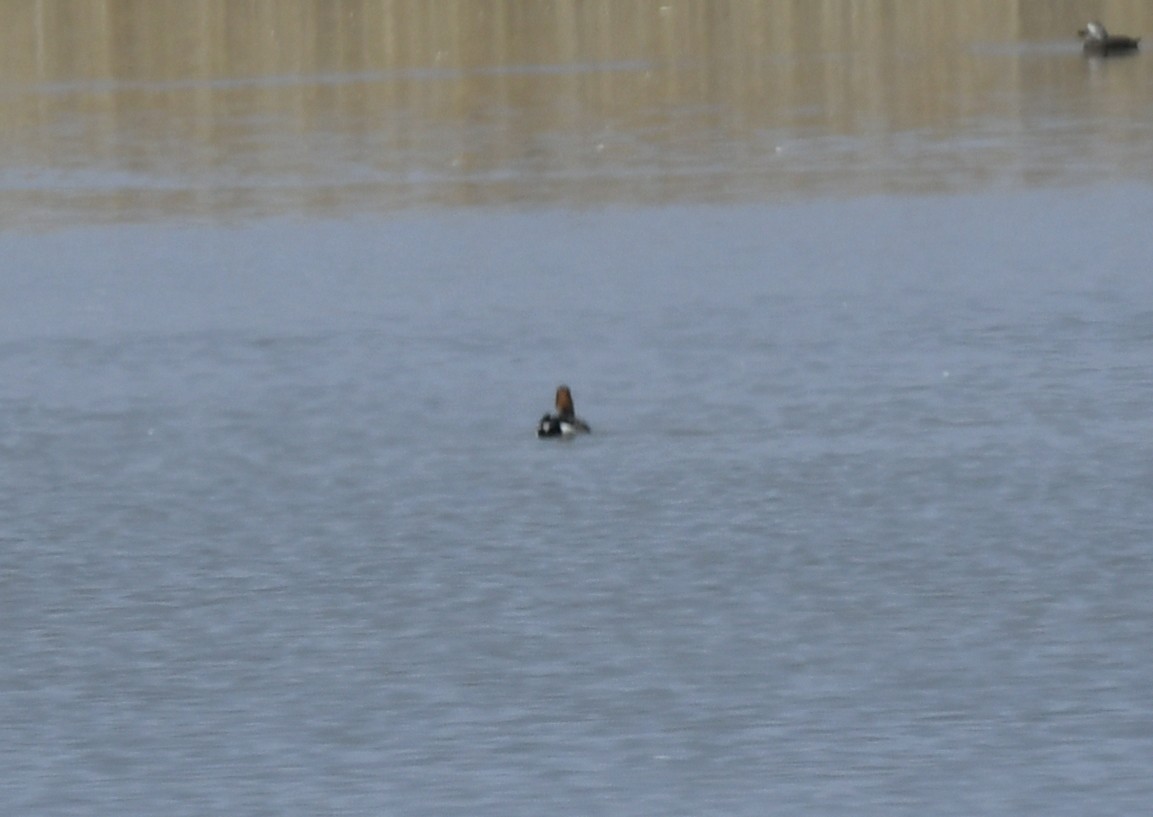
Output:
[4,2,1153,814]
[5,192,1153,815]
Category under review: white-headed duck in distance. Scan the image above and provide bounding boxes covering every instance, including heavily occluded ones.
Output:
[537,385,591,438]
[1079,21,1140,56]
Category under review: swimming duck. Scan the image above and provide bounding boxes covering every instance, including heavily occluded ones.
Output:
[1078,21,1140,56]
[537,385,591,438]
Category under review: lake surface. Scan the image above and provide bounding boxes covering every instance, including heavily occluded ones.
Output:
[3,2,1153,815]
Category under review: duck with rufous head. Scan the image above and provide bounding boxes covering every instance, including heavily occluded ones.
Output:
[537,385,591,438]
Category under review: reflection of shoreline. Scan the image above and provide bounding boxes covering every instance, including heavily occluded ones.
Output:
[10,60,658,99]
[0,145,1129,231]
[1,0,1151,224]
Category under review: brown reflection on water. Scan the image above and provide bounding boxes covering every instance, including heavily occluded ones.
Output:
[2,0,1152,225]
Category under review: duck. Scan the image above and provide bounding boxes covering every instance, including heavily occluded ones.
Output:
[1078,21,1140,56]
[537,385,591,438]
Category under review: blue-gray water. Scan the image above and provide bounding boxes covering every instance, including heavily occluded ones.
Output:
[4,190,1153,814]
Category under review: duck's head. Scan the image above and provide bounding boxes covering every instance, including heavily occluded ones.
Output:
[555,385,576,419]
[1079,21,1108,41]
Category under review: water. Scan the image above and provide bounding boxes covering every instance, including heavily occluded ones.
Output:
[5,1,1153,813]
[4,189,1153,815]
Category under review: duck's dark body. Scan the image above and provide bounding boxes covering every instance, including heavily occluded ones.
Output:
[536,414,591,437]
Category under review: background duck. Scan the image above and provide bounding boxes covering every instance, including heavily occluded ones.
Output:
[537,385,591,437]
[1078,21,1140,56]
